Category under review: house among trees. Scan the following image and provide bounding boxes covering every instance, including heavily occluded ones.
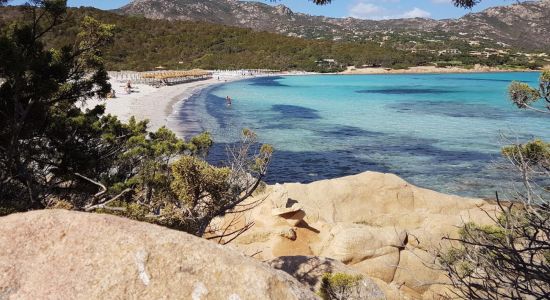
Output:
[438,49,462,56]
[469,51,492,58]
[316,58,338,67]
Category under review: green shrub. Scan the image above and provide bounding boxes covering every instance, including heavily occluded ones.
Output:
[318,273,364,300]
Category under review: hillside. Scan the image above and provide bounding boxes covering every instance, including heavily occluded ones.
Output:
[446,1,550,50]
[0,6,426,71]
[1,4,545,72]
[117,0,550,51]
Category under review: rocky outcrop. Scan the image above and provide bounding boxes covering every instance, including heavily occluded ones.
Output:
[0,210,317,299]
[220,171,498,299]
[0,171,500,299]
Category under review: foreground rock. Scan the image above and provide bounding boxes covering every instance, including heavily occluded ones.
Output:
[0,210,317,300]
[219,171,498,299]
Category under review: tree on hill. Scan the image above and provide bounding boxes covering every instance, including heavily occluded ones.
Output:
[0,0,272,240]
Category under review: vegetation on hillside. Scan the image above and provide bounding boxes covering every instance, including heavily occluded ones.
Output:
[3,3,544,72]
[121,0,550,53]
[0,6,432,71]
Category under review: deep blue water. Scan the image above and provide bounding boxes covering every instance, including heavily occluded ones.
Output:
[170,72,549,197]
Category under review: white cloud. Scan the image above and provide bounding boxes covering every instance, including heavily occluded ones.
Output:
[348,1,431,20]
[349,2,384,19]
[431,0,452,4]
[401,7,431,18]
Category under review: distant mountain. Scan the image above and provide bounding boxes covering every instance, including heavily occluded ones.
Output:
[117,0,550,51]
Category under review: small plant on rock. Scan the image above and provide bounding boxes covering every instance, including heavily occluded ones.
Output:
[318,273,364,300]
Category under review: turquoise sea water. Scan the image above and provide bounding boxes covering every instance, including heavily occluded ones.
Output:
[172,72,550,197]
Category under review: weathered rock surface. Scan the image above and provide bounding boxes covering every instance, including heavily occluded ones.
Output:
[222,171,498,299]
[271,202,306,227]
[0,210,317,300]
[268,255,385,299]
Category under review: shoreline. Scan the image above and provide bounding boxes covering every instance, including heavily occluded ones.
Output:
[338,65,538,75]
[85,68,540,138]
[84,73,259,135]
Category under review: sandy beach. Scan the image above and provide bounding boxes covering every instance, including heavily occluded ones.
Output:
[84,73,251,133]
[339,65,535,75]
[84,70,315,135]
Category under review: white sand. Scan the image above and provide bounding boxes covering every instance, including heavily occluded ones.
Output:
[84,74,247,134]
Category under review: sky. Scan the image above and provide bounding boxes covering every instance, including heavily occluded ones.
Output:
[6,0,517,20]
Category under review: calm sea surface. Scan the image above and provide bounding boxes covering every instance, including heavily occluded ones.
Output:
[170,72,550,197]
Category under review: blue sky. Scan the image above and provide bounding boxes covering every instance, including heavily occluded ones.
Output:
[7,0,516,20]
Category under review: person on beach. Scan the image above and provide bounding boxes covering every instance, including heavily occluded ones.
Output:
[126,80,132,94]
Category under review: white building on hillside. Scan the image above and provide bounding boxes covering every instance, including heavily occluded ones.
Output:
[438,49,462,56]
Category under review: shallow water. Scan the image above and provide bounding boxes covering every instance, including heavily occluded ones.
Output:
[171,72,550,197]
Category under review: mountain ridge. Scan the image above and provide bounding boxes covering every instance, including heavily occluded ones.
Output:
[116,0,550,51]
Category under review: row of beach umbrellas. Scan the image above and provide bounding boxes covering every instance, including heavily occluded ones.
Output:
[141,69,211,80]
